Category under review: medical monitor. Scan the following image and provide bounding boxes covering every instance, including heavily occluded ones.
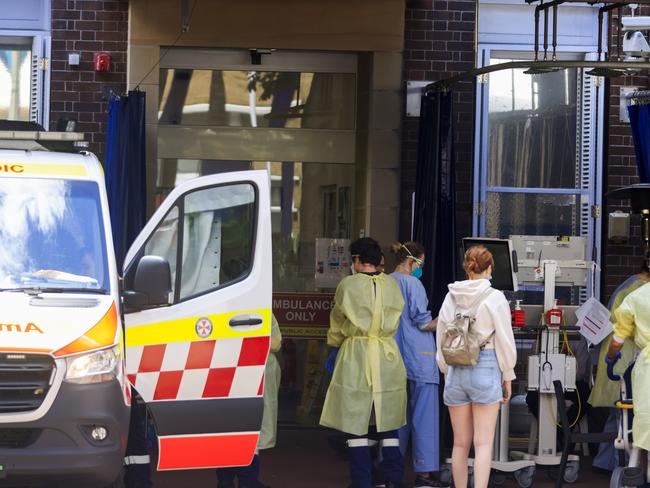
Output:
[462,238,518,292]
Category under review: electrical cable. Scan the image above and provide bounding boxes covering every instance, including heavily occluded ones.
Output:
[133,0,199,92]
[561,330,582,428]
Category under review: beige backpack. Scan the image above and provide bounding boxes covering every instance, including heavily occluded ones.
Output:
[441,288,495,366]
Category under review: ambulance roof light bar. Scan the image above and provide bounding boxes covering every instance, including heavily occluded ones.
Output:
[0,131,89,152]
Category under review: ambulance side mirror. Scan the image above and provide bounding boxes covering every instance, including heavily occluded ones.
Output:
[123,255,172,312]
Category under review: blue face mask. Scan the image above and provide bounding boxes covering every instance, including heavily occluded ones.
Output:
[411,267,423,279]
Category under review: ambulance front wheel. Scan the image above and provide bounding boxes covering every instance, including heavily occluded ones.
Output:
[514,466,535,488]
[563,461,579,483]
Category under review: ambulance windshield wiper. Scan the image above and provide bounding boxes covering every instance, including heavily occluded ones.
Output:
[0,287,109,295]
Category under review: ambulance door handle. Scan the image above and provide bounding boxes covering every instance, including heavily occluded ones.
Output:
[229,317,263,328]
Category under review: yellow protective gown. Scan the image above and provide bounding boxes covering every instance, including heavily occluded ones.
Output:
[320,273,407,436]
[588,276,647,407]
[611,282,650,451]
[258,315,282,450]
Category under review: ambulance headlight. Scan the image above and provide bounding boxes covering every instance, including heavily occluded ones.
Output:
[65,346,120,384]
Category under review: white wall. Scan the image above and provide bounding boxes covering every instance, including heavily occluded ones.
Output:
[479,0,602,49]
[0,0,50,32]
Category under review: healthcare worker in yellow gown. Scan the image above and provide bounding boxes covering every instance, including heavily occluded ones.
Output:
[590,259,650,471]
[320,237,407,488]
[607,276,650,455]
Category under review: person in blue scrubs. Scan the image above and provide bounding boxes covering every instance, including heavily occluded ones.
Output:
[390,242,449,488]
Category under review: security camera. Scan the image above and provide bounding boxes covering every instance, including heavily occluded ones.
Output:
[621,17,650,60]
[622,15,650,31]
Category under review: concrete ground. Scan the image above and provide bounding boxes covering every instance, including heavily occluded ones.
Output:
[152,428,614,487]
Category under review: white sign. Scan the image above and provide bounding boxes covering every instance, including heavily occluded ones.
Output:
[315,238,351,289]
[576,297,613,346]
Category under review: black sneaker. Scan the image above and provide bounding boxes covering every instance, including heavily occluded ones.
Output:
[414,475,450,488]
[385,482,404,488]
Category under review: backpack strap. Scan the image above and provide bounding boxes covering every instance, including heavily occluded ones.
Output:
[468,287,496,347]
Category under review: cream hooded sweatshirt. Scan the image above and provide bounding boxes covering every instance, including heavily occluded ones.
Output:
[436,278,517,381]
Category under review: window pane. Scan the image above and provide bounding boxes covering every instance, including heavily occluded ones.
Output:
[0,46,31,121]
[247,162,354,293]
[154,159,354,293]
[487,61,578,188]
[0,179,108,291]
[144,206,180,297]
[155,159,252,200]
[485,192,581,238]
[180,184,255,299]
[158,69,356,130]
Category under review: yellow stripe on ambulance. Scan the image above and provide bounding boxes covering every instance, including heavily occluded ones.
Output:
[0,162,87,176]
[126,309,272,347]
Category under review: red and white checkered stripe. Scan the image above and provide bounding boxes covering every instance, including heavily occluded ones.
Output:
[126,336,269,402]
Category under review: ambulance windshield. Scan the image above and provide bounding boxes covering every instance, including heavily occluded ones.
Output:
[0,178,109,293]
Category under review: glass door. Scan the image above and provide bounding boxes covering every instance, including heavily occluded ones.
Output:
[473,49,604,302]
[154,49,360,428]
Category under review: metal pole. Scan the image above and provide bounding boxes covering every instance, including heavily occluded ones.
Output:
[534,6,541,61]
[544,7,550,60]
[499,403,510,462]
[598,8,604,61]
[617,6,623,60]
[424,60,650,93]
[552,3,558,61]
[474,0,479,69]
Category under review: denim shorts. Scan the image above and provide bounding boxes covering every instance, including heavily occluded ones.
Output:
[443,349,503,406]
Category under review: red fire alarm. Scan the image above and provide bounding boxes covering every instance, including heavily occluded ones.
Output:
[93,52,111,72]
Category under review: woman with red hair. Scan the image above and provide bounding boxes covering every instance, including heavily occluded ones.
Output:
[436,246,517,488]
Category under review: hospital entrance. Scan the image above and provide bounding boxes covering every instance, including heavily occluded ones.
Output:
[150,47,370,432]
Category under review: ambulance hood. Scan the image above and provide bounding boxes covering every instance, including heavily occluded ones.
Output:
[0,293,116,355]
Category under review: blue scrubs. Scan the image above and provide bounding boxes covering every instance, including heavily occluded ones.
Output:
[391,272,440,473]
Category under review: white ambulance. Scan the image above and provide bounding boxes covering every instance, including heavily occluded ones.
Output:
[0,132,272,486]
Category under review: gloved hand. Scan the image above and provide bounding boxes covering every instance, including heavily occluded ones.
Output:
[605,351,622,382]
[605,351,622,365]
[325,347,340,374]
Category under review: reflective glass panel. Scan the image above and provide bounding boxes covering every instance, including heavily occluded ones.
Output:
[0,179,108,292]
[155,159,354,293]
[487,59,579,188]
[0,45,31,121]
[180,184,255,299]
[485,192,581,238]
[144,206,179,297]
[158,69,356,130]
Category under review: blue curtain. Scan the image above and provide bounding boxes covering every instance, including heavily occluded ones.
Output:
[414,91,456,311]
[105,90,147,270]
[628,103,650,184]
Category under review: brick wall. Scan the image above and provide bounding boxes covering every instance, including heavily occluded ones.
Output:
[400,0,476,247]
[602,11,649,300]
[50,0,129,161]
